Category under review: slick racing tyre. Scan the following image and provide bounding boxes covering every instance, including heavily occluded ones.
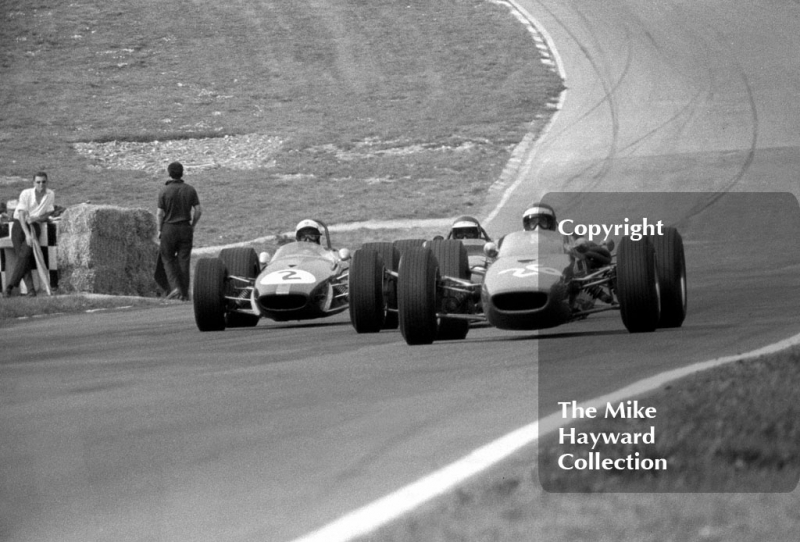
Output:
[398,246,439,345]
[193,258,227,332]
[648,227,687,328]
[349,248,386,333]
[219,247,260,328]
[393,238,427,257]
[616,236,660,333]
[361,241,400,329]
[392,239,427,332]
[428,239,470,341]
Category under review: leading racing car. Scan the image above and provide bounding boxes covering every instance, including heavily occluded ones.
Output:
[349,226,686,344]
[193,219,351,331]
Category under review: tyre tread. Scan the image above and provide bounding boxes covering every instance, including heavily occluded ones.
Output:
[428,239,470,340]
[398,247,438,345]
[193,258,227,331]
[616,237,659,333]
[649,227,687,328]
[349,248,386,333]
[219,247,260,327]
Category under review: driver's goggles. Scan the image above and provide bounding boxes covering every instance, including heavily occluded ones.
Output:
[525,216,553,229]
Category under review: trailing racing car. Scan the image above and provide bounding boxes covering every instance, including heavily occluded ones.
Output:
[350,226,686,344]
[347,216,493,336]
[193,219,351,331]
[441,215,493,283]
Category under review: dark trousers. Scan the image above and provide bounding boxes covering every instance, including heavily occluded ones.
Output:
[8,219,41,290]
[160,222,193,297]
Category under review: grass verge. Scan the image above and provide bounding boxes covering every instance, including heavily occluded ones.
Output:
[0,0,563,247]
[537,352,800,494]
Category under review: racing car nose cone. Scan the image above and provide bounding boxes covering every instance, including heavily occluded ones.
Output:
[258,293,309,311]
[491,291,548,311]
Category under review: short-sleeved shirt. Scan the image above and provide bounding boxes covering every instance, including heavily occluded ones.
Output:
[14,188,55,221]
[158,180,199,224]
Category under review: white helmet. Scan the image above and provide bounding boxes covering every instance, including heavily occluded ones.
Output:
[295,219,323,244]
[450,215,483,240]
[522,203,557,231]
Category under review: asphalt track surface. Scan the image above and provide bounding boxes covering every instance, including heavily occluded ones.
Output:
[3,0,800,541]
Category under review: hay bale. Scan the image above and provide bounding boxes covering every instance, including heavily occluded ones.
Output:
[57,204,162,296]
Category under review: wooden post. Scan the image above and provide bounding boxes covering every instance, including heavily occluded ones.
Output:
[30,234,52,295]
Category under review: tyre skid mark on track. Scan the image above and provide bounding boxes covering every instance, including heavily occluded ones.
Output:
[525,0,624,192]
[574,14,714,162]
[681,57,759,219]
[563,4,625,186]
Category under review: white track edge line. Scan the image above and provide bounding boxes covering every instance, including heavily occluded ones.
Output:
[290,332,800,542]
[505,0,566,81]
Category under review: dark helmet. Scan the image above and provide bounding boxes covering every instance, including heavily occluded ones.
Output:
[295,219,323,244]
[450,215,483,240]
[522,203,557,231]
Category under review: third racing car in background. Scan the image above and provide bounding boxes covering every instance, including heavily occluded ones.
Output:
[347,215,493,340]
[348,226,686,345]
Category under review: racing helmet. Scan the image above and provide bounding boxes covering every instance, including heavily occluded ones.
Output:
[295,219,323,244]
[523,203,557,231]
[450,215,483,240]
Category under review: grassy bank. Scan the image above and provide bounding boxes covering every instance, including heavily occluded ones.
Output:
[0,0,563,247]
[537,352,800,494]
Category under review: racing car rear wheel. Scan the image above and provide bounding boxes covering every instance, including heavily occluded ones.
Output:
[361,241,400,329]
[428,239,470,341]
[648,227,687,328]
[616,236,660,333]
[398,247,439,345]
[219,247,260,328]
[193,258,227,331]
[349,248,386,333]
[393,238,427,256]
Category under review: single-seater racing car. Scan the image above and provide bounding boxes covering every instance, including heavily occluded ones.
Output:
[350,226,686,344]
[193,219,351,331]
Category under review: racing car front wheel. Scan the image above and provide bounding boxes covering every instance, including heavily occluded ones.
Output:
[648,227,687,328]
[428,239,470,341]
[361,242,400,329]
[349,248,387,333]
[193,258,227,332]
[219,247,261,328]
[616,236,660,333]
[398,247,439,345]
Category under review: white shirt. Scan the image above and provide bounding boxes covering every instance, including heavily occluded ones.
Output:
[14,187,55,221]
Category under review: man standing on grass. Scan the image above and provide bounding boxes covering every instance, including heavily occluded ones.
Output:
[157,162,202,301]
